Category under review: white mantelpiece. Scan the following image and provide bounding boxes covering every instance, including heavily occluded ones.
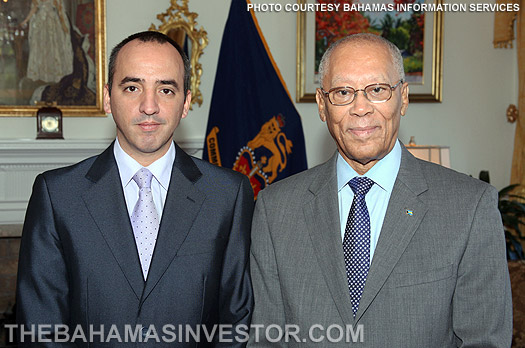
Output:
[0,139,203,226]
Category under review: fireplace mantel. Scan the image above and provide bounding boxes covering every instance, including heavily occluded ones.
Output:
[0,139,203,227]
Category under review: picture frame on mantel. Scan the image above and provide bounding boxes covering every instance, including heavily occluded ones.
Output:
[0,0,106,117]
[296,0,443,103]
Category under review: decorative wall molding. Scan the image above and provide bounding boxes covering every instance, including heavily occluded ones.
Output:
[0,139,204,226]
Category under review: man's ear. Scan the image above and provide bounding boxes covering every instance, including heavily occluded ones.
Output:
[103,84,111,114]
[316,88,327,122]
[181,90,192,119]
[400,82,409,116]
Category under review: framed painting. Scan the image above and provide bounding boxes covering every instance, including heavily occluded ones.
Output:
[296,0,443,103]
[0,0,106,116]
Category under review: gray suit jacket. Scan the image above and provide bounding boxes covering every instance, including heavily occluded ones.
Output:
[248,146,512,347]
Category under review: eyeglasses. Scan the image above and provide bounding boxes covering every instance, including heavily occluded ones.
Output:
[320,80,404,106]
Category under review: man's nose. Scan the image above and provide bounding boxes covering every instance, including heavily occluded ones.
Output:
[350,90,373,117]
[139,90,160,115]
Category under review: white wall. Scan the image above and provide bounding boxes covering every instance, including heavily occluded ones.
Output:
[0,0,517,190]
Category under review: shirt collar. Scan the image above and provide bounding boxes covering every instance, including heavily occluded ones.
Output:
[113,137,176,190]
[337,139,401,193]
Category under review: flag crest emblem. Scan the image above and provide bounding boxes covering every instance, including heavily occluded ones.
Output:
[233,114,292,196]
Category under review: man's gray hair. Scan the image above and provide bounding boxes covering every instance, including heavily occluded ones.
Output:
[318,33,405,87]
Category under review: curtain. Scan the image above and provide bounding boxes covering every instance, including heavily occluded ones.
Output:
[494,0,524,193]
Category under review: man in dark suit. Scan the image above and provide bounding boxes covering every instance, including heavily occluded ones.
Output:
[16,31,253,347]
[248,33,512,346]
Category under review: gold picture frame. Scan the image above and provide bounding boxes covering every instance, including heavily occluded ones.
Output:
[0,0,106,117]
[296,0,443,103]
[150,0,208,109]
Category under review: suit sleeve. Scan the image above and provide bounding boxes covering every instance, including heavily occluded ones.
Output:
[16,174,74,347]
[216,175,254,347]
[452,185,513,347]
[247,190,287,347]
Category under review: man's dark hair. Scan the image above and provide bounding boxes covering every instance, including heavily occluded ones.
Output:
[107,31,191,96]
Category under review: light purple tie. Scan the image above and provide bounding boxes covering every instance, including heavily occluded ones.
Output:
[131,168,159,280]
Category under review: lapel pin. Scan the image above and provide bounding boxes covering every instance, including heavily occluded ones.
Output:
[405,209,414,216]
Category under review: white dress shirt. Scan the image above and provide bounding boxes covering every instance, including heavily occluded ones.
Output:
[113,138,175,220]
[337,140,401,263]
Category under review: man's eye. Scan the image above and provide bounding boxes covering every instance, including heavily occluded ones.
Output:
[371,86,387,94]
[335,89,351,96]
[161,88,174,95]
[124,86,138,92]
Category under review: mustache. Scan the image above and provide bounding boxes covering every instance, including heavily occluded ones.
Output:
[132,115,166,125]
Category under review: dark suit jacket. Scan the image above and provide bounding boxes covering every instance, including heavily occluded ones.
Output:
[248,146,512,347]
[17,142,254,347]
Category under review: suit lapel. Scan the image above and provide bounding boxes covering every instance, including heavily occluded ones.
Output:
[82,143,145,300]
[303,154,356,326]
[355,146,429,322]
[141,144,205,302]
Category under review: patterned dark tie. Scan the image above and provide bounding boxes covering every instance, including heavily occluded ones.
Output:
[343,176,375,317]
[131,168,159,280]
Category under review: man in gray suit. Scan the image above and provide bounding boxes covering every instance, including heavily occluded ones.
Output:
[248,33,512,347]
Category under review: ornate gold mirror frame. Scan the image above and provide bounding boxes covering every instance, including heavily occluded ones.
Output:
[150,0,208,108]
